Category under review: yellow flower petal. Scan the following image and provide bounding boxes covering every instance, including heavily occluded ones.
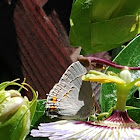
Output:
[82,74,125,84]
[89,70,106,76]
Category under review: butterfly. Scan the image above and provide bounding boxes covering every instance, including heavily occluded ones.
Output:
[46,61,94,120]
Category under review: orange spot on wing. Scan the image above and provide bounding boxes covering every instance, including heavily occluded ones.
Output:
[51,96,57,103]
[50,105,56,111]
[63,92,69,97]
[63,88,74,97]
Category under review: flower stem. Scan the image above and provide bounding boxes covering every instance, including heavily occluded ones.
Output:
[87,56,140,70]
[116,94,127,111]
[115,85,130,111]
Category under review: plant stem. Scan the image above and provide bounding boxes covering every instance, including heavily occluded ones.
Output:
[115,85,130,111]
[88,56,140,70]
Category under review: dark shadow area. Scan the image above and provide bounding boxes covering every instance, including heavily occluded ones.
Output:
[43,0,73,34]
[0,1,23,83]
[134,89,139,98]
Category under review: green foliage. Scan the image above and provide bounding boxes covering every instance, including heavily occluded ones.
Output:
[69,0,140,53]
[26,99,47,140]
[30,99,46,126]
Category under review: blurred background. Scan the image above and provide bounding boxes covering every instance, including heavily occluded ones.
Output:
[0,0,110,101]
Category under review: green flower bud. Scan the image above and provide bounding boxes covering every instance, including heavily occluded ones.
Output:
[0,79,37,140]
[119,69,131,84]
[69,0,140,53]
[0,90,24,122]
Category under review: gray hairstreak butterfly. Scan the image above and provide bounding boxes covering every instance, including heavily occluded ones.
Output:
[46,61,94,119]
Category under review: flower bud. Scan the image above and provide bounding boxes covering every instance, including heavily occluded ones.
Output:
[0,90,24,122]
[119,69,131,83]
[0,80,37,140]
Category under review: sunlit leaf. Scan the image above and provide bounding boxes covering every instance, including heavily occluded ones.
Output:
[69,0,140,53]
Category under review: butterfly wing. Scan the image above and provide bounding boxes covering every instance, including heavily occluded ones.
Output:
[59,61,87,82]
[46,61,94,119]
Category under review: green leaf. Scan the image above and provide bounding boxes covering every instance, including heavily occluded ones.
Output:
[100,35,140,112]
[91,15,139,52]
[30,99,46,128]
[110,0,140,18]
[90,0,122,22]
[126,93,140,123]
[127,109,140,123]
[69,0,92,52]
[90,0,140,21]
[69,0,140,53]
[127,93,140,108]
[25,99,47,140]
[30,99,60,128]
